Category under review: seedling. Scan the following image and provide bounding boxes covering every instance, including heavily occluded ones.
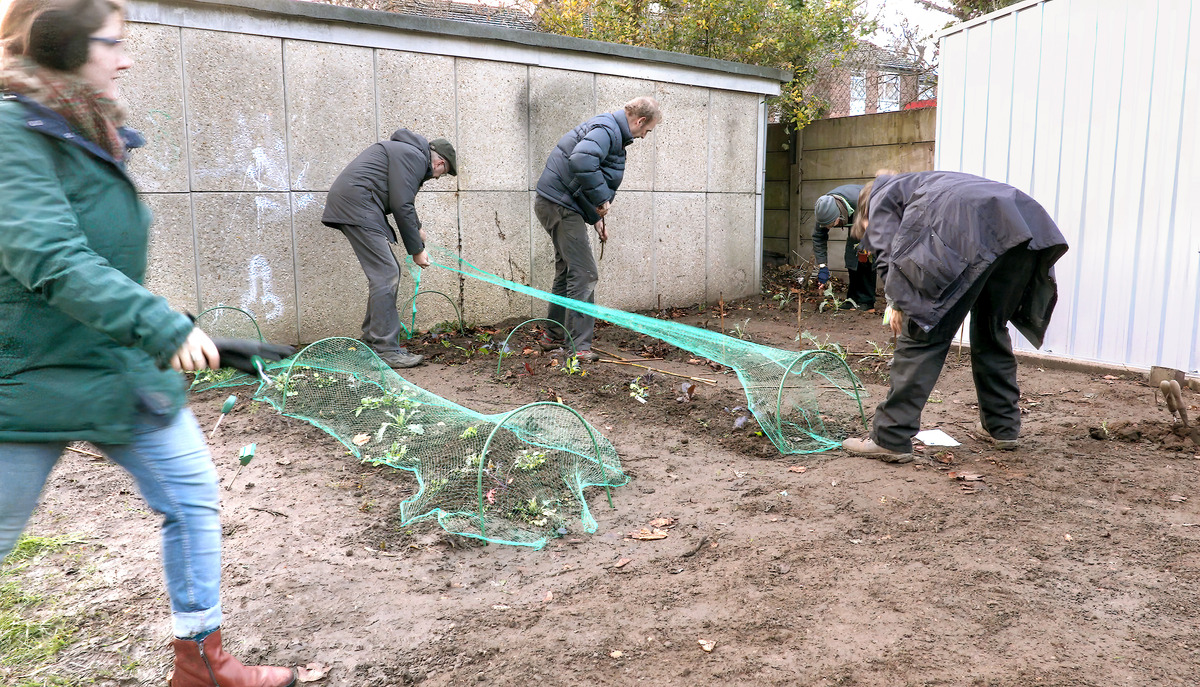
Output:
[561,355,586,376]
[730,318,752,340]
[798,331,848,360]
[818,282,857,314]
[629,378,649,404]
[226,443,256,490]
[209,395,237,438]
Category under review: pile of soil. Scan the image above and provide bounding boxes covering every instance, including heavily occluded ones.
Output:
[12,271,1200,686]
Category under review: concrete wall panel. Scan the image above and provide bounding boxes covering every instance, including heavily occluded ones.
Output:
[404,191,462,331]
[376,50,458,193]
[285,41,375,192]
[706,193,757,302]
[291,192,363,343]
[529,68,595,190]
[142,193,198,313]
[124,24,188,192]
[595,191,655,311]
[193,193,297,343]
[653,193,706,306]
[183,30,288,192]
[458,192,532,325]
[708,91,759,193]
[595,75,656,191]
[529,194,556,301]
[456,60,528,192]
[654,83,708,193]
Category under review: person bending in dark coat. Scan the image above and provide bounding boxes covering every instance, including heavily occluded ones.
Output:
[534,96,661,362]
[322,130,456,369]
[812,183,876,310]
[841,171,1069,463]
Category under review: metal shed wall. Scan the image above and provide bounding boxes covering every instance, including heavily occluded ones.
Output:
[935,0,1200,373]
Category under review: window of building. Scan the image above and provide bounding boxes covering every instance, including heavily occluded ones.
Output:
[849,72,866,116]
[879,73,901,112]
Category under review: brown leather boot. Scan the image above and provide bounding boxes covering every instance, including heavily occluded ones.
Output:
[167,628,296,687]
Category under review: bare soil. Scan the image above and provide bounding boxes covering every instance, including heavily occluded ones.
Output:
[10,270,1200,687]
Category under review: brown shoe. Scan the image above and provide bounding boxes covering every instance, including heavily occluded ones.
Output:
[842,437,914,464]
[536,334,564,352]
[168,628,296,687]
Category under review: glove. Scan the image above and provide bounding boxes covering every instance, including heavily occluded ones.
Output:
[817,266,830,284]
[211,338,296,374]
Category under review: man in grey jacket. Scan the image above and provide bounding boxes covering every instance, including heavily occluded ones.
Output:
[812,184,875,310]
[841,171,1069,463]
[322,130,456,368]
[534,96,661,362]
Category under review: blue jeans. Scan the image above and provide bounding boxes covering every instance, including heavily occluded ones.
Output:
[0,409,222,637]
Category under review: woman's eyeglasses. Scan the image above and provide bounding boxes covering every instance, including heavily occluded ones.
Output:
[88,37,126,48]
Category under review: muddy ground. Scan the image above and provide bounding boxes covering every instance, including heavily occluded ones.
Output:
[6,268,1200,687]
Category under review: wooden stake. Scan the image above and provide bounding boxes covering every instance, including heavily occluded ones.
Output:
[597,358,718,385]
[66,444,103,459]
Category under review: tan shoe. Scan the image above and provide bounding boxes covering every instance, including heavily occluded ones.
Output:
[974,421,1019,450]
[842,437,914,464]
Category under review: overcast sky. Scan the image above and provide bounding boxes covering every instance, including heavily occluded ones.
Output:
[863,0,959,50]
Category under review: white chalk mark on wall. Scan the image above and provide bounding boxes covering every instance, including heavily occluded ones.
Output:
[240,254,284,321]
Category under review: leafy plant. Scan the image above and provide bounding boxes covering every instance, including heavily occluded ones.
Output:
[772,289,797,310]
[629,378,649,403]
[514,449,549,471]
[561,355,586,376]
[818,282,857,314]
[730,318,752,340]
[798,331,848,360]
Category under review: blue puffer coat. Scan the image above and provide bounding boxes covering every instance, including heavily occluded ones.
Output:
[0,93,193,444]
[535,110,632,224]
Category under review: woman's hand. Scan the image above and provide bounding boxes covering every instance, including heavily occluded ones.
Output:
[170,327,220,372]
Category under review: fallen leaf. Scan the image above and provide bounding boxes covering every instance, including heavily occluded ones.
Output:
[787,466,807,473]
[1169,494,1188,503]
[627,528,669,541]
[676,382,697,403]
[351,433,370,446]
[648,517,676,529]
[297,662,331,682]
[610,650,624,658]
[698,639,716,652]
[934,451,955,464]
[544,590,553,602]
[1064,534,1072,541]
[687,358,702,365]
[522,346,534,355]
[1103,375,1118,380]
[948,471,984,481]
[275,457,292,466]
[492,604,510,610]
[614,558,632,568]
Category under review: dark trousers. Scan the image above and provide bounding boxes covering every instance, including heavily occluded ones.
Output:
[337,224,406,354]
[843,240,877,308]
[871,246,1037,452]
[535,196,598,350]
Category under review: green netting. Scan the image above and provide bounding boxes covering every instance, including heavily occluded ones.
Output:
[417,245,868,454]
[196,337,626,549]
[195,305,264,341]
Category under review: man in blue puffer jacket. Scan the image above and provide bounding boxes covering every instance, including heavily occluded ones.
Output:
[534,96,662,361]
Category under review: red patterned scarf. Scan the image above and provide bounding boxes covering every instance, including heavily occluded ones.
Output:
[0,57,127,161]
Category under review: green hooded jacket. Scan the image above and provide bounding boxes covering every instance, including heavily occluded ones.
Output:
[0,94,193,444]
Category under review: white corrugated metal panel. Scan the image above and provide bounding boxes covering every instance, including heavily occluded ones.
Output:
[935,0,1200,373]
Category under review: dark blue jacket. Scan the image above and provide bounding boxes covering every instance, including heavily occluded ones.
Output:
[322,129,432,255]
[535,111,632,224]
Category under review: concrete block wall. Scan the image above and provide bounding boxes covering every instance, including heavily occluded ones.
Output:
[123,0,786,344]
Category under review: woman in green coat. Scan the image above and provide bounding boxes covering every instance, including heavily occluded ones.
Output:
[0,1,295,684]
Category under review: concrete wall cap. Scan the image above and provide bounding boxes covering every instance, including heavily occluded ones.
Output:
[135,0,792,83]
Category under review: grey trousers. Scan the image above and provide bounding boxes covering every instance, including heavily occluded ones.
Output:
[535,196,598,350]
[337,224,407,354]
[871,246,1038,452]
